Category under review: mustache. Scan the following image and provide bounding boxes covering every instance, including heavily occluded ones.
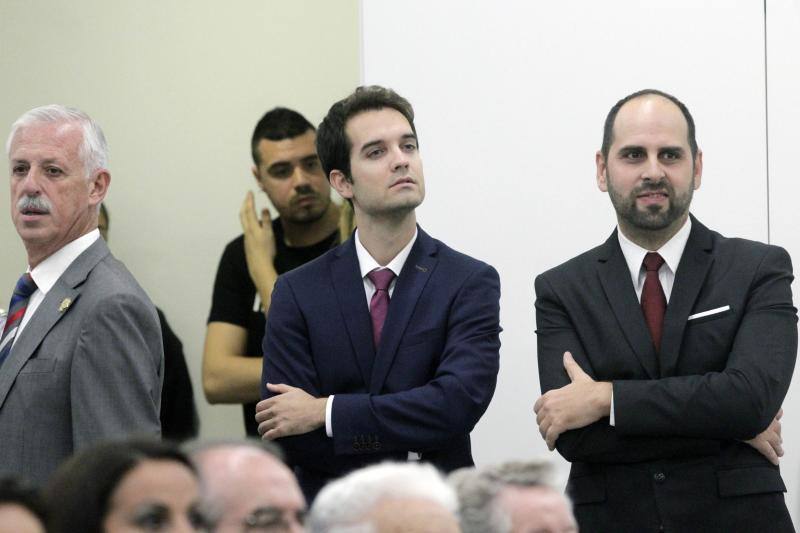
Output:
[17,195,52,213]
[634,180,672,195]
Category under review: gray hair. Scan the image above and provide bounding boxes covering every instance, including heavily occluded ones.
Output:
[308,462,458,533]
[6,104,108,177]
[449,460,564,533]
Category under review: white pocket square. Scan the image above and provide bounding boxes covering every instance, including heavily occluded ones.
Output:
[687,305,730,321]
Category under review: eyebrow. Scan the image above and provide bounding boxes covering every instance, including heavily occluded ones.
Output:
[359,133,417,154]
[267,153,318,170]
[617,145,685,154]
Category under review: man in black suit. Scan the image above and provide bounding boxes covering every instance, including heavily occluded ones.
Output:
[534,89,796,532]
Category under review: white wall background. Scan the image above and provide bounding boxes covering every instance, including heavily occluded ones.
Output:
[0,0,360,441]
[363,0,799,521]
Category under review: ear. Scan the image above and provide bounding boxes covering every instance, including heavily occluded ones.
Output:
[595,151,608,192]
[693,149,703,190]
[329,170,353,200]
[252,165,267,192]
[88,170,110,207]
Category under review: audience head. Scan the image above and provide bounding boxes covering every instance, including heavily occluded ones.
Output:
[44,439,204,533]
[316,85,417,183]
[250,107,331,225]
[189,440,306,532]
[0,477,46,533]
[308,462,459,533]
[6,104,110,267]
[449,461,577,533]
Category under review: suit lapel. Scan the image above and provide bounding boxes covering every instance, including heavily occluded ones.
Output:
[369,228,437,394]
[330,238,376,386]
[597,230,659,379]
[659,216,714,375]
[0,238,108,409]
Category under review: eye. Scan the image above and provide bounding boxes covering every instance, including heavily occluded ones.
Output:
[44,166,64,176]
[660,150,681,161]
[132,507,169,531]
[12,164,29,176]
[402,142,418,152]
[302,157,320,171]
[367,148,385,159]
[268,164,293,179]
[622,149,644,161]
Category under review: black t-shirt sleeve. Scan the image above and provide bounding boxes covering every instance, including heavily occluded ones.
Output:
[207,236,257,327]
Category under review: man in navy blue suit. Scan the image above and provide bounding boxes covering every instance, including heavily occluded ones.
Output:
[254,86,502,501]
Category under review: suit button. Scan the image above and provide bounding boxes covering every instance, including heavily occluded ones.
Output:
[653,472,666,483]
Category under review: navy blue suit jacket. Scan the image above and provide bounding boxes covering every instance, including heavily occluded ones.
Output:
[262,227,501,498]
[535,216,797,532]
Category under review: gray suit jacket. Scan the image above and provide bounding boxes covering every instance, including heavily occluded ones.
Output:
[0,238,163,486]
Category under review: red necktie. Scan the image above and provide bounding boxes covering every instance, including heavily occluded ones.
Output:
[641,253,666,352]
[367,268,396,348]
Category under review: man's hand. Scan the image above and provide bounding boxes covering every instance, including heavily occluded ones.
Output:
[534,352,612,450]
[255,383,327,440]
[240,191,278,307]
[745,409,783,465]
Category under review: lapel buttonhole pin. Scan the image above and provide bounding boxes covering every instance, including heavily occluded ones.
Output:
[415,265,427,272]
[58,298,72,313]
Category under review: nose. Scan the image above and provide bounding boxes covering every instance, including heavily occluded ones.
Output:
[642,153,665,182]
[291,164,312,189]
[18,167,43,195]
[390,145,410,173]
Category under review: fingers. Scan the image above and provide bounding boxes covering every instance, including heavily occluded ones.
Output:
[563,351,586,382]
[260,207,271,228]
[266,382,293,394]
[240,191,259,233]
[776,408,783,420]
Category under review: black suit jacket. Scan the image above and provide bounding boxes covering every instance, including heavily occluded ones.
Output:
[535,216,797,532]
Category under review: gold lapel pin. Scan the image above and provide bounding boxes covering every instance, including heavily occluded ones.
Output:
[58,298,72,313]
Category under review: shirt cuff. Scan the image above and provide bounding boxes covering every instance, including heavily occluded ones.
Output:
[609,388,615,426]
[325,395,334,437]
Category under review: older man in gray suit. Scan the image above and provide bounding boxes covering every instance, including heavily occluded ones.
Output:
[1,105,162,486]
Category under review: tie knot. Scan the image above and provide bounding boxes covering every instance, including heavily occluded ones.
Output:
[643,252,665,273]
[368,268,395,291]
[14,273,37,298]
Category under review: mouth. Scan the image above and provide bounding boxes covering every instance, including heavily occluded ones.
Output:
[636,191,669,203]
[390,177,416,188]
[20,207,49,216]
[293,194,318,207]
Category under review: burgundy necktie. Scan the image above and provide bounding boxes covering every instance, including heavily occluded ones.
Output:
[367,268,396,348]
[641,252,666,352]
[0,273,38,368]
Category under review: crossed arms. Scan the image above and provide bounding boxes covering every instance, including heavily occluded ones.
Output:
[533,246,796,464]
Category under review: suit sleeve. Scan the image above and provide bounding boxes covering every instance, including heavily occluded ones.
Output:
[614,246,797,439]
[71,292,163,448]
[535,273,721,463]
[262,276,381,473]
[329,264,501,456]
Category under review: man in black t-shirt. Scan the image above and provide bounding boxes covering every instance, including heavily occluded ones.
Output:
[204,108,340,435]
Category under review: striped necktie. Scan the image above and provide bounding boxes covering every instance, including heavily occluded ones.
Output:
[0,273,38,368]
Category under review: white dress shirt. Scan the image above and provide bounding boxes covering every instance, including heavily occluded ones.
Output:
[610,218,691,424]
[15,230,100,343]
[325,228,418,437]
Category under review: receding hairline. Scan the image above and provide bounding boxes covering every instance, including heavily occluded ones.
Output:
[606,93,692,154]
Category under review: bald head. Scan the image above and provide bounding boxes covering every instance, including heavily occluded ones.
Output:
[192,444,305,532]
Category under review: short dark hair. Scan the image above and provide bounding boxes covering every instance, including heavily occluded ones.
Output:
[601,89,698,161]
[251,107,316,165]
[316,86,417,181]
[44,439,197,533]
[0,477,47,525]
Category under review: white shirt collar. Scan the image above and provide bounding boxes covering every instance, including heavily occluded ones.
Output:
[28,229,101,296]
[355,227,418,279]
[617,216,692,289]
